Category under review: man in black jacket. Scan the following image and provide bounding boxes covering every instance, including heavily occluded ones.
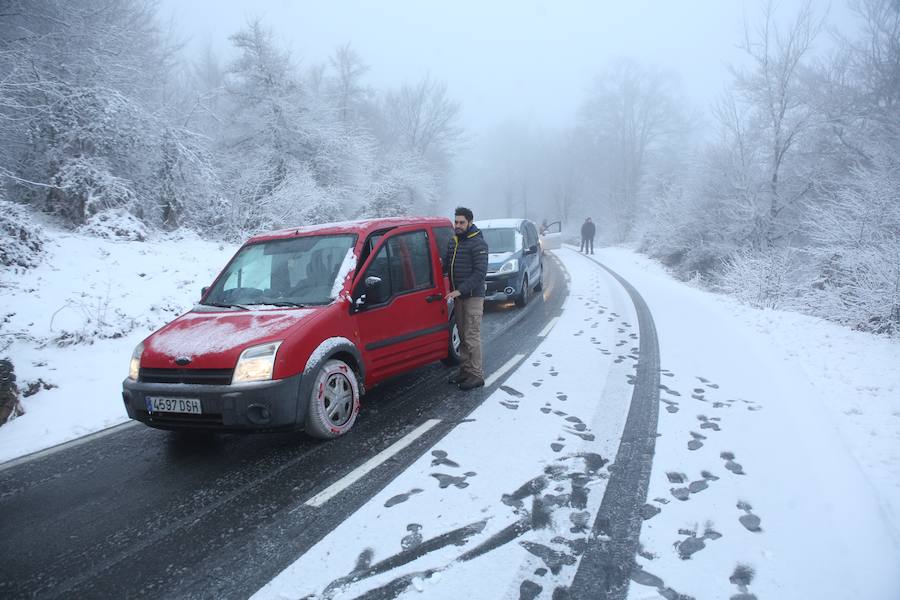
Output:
[444,207,488,390]
[580,217,596,254]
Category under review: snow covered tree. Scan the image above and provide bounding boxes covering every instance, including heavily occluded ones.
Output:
[382,74,464,173]
[578,59,690,242]
[729,0,824,250]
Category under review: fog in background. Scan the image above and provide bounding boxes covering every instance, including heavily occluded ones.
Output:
[1,0,898,333]
[158,0,839,216]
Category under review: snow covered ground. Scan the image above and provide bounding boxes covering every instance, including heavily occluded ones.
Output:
[2,227,899,599]
[0,226,235,462]
[593,248,900,600]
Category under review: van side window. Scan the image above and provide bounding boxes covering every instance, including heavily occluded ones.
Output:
[388,230,433,293]
[523,223,537,249]
[362,230,433,303]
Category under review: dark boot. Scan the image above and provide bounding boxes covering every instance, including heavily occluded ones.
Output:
[448,371,466,384]
[458,377,485,391]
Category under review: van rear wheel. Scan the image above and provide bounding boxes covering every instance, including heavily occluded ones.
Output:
[305,359,360,439]
[441,316,461,366]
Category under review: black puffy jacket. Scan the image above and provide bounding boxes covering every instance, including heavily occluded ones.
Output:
[444,225,488,298]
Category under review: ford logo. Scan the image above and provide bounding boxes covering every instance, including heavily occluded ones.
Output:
[175,356,192,366]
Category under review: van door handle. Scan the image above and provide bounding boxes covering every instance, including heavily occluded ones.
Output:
[425,294,443,303]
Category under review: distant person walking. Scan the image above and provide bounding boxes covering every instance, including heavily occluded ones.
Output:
[580,217,596,254]
[444,207,489,391]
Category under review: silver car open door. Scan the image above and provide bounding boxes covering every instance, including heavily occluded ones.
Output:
[540,221,562,250]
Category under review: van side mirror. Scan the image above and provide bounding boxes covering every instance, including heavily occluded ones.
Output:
[364,275,389,305]
[200,286,208,300]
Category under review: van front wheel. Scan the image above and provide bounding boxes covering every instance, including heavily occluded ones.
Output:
[305,359,360,439]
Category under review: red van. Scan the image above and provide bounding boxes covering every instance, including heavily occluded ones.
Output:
[122,217,460,438]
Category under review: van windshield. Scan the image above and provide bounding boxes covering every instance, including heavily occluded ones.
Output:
[203,234,356,307]
[481,228,519,253]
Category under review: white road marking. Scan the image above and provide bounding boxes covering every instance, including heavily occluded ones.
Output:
[484,353,526,388]
[538,317,559,338]
[304,418,442,508]
[0,420,139,473]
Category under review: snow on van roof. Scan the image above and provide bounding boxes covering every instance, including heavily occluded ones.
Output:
[250,216,450,243]
[478,218,528,230]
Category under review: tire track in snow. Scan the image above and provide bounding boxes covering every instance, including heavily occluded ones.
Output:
[567,252,661,600]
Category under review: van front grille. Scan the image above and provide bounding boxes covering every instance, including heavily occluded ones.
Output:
[139,368,233,386]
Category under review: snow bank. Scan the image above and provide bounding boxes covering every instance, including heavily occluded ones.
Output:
[0,223,236,461]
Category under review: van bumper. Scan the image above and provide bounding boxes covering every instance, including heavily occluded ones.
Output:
[121,374,305,432]
[485,272,522,301]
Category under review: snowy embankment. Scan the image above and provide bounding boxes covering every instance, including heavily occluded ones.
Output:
[590,247,900,600]
[0,226,234,462]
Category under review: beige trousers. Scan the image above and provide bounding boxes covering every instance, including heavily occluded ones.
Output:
[456,296,485,381]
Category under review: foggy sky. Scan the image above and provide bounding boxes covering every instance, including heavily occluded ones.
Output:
[159,0,848,133]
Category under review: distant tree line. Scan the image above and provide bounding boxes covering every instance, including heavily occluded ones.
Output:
[476,0,899,335]
[0,0,463,242]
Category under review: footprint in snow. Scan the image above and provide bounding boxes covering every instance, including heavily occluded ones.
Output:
[659,384,681,397]
[431,472,476,489]
[737,500,763,532]
[687,431,706,451]
[501,385,525,398]
[721,451,746,475]
[698,415,721,431]
[401,523,423,550]
[630,565,694,599]
[519,580,542,600]
[384,488,424,507]
[674,524,722,560]
[431,450,460,468]
[660,398,679,413]
[729,563,758,600]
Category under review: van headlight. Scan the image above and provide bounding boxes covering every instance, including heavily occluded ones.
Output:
[498,259,518,274]
[233,341,282,384]
[129,342,144,381]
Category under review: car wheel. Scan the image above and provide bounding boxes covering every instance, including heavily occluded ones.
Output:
[534,263,544,291]
[515,275,529,308]
[441,315,462,366]
[305,358,360,439]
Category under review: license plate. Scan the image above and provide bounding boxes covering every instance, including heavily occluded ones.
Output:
[146,396,202,414]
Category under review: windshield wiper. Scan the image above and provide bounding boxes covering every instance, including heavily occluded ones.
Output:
[262,301,308,308]
[202,302,251,310]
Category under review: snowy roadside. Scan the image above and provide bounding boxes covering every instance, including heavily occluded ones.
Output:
[587,247,900,600]
[0,228,235,463]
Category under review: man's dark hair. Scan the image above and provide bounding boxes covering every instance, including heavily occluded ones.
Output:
[455,206,474,222]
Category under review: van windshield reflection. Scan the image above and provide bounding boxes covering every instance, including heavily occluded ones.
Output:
[202,234,356,308]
